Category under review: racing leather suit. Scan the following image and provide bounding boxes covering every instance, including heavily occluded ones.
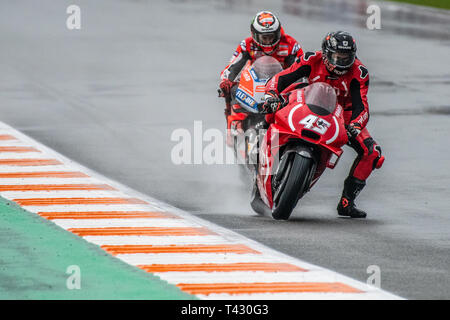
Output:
[265,51,384,209]
[220,29,303,144]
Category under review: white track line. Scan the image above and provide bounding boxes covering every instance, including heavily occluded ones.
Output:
[84,235,232,246]
[0,166,76,173]
[0,141,36,147]
[22,204,163,212]
[52,218,201,229]
[156,271,340,284]
[1,191,129,199]
[199,292,391,300]
[116,253,275,266]
[0,152,53,159]
[0,178,100,185]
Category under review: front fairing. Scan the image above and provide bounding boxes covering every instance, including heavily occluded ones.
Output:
[274,88,348,155]
[236,57,283,113]
[235,64,266,113]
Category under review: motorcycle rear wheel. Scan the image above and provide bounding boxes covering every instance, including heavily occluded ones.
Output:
[271,153,313,220]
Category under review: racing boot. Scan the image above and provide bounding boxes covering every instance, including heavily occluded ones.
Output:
[337,176,367,218]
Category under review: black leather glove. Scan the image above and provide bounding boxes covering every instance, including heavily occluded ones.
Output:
[218,79,236,97]
[346,123,362,139]
[262,94,282,113]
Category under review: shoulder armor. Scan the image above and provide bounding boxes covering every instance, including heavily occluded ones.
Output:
[303,51,317,61]
[358,65,369,79]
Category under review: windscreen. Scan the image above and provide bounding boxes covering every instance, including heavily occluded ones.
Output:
[252,56,283,80]
[304,82,337,113]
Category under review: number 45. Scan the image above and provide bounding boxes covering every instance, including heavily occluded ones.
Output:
[299,115,330,135]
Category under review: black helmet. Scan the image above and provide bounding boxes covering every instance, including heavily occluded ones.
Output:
[322,31,357,75]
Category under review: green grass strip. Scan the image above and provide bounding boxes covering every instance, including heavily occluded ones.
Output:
[385,0,450,10]
[0,197,195,300]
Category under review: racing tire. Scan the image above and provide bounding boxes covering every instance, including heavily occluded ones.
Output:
[271,153,313,220]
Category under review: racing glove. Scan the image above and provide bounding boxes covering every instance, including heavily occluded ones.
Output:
[218,79,236,97]
[346,123,362,139]
[261,92,282,113]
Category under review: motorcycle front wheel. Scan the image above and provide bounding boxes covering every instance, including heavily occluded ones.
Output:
[271,153,313,220]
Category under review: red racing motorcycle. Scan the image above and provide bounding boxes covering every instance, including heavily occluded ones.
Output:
[251,82,349,220]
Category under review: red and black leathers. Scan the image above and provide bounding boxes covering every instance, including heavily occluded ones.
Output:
[220,29,303,145]
[265,50,384,184]
[221,28,303,82]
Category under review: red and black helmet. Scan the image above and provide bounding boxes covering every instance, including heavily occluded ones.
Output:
[250,11,281,55]
[322,31,357,75]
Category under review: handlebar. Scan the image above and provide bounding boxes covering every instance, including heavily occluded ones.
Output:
[218,87,288,114]
[256,95,289,114]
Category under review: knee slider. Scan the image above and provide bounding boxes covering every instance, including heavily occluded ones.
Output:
[363,138,384,169]
[373,145,384,169]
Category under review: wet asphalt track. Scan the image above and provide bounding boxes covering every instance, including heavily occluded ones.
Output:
[0,0,449,299]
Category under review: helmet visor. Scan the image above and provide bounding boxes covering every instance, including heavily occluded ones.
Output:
[328,51,355,69]
[256,32,279,47]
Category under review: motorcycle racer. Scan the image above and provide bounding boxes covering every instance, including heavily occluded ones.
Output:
[218,11,303,142]
[263,31,385,219]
